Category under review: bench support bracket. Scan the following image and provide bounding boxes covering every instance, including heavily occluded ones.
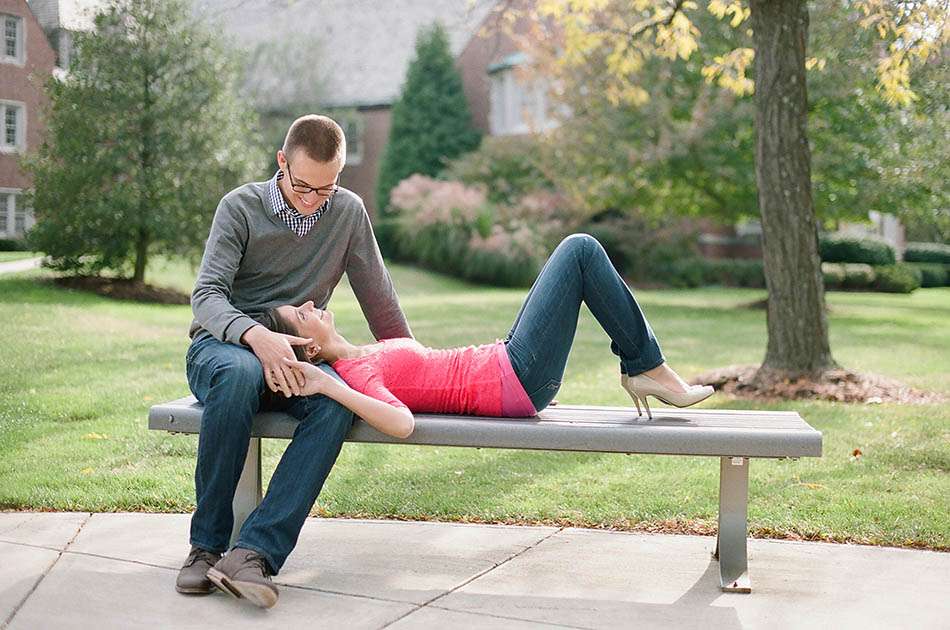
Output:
[714,456,751,593]
[230,437,263,546]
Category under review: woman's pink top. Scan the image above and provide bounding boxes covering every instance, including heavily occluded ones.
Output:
[331,338,536,417]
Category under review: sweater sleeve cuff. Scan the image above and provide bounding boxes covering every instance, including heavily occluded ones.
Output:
[224,315,260,346]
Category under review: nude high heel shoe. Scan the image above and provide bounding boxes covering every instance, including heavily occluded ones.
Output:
[621,373,714,419]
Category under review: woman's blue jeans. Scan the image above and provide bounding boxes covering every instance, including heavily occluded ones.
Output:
[505,233,665,411]
[185,332,354,576]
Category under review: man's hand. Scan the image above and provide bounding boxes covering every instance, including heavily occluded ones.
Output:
[282,358,340,397]
[242,325,314,397]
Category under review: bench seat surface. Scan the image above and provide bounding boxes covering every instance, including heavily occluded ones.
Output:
[149,396,821,459]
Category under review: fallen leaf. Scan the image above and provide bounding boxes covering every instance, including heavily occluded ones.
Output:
[80,467,94,475]
[81,433,109,440]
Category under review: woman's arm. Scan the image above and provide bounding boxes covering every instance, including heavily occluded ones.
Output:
[282,358,415,439]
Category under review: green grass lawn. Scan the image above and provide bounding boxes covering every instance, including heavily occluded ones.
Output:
[0,251,38,263]
[0,259,947,550]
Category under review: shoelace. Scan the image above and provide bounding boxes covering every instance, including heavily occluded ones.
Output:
[244,552,271,577]
[187,547,220,567]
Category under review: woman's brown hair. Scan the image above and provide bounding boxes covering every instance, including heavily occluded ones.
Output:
[262,307,312,363]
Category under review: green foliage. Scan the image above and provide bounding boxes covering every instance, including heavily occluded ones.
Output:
[0,238,28,252]
[24,0,260,283]
[582,215,701,280]
[908,263,949,288]
[376,23,481,212]
[819,234,896,265]
[658,257,765,289]
[873,264,922,294]
[442,135,555,205]
[700,258,766,288]
[904,242,950,264]
[526,1,946,233]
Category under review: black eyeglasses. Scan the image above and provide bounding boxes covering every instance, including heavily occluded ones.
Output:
[285,162,340,197]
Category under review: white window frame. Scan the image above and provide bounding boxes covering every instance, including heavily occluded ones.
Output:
[0,189,30,238]
[0,100,26,153]
[341,112,366,166]
[1,14,25,66]
[489,65,557,137]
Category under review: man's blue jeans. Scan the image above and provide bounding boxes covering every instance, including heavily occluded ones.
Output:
[185,332,353,576]
[505,233,665,411]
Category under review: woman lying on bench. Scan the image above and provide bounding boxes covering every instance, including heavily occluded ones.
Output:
[264,233,714,439]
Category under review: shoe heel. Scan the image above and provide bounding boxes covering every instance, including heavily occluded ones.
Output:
[633,395,642,417]
[207,568,242,599]
[641,394,653,420]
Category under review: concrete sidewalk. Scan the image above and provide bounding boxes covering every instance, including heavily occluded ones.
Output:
[0,513,946,629]
[0,258,41,275]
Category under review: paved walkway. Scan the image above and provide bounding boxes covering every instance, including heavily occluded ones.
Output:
[0,257,42,275]
[0,513,947,629]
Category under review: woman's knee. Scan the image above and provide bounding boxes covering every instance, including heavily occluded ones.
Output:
[558,233,602,263]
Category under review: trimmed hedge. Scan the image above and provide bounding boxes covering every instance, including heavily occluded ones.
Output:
[821,262,846,289]
[904,242,950,264]
[842,263,876,289]
[907,263,948,288]
[819,234,896,265]
[873,264,922,293]
[659,258,765,288]
[0,238,28,252]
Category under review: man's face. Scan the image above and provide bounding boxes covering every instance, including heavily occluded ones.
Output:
[276,149,343,216]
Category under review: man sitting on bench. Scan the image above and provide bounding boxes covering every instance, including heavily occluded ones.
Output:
[177,114,412,609]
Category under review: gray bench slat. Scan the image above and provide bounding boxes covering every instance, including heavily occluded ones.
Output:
[149,396,822,459]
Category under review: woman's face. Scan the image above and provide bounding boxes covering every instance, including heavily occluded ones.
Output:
[275,301,336,358]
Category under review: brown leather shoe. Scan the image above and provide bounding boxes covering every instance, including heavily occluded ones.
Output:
[176,546,222,595]
[207,547,279,608]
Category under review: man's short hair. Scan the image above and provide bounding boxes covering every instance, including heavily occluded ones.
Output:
[282,115,346,163]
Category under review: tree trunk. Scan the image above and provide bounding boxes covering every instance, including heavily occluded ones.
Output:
[133,228,148,283]
[750,0,836,376]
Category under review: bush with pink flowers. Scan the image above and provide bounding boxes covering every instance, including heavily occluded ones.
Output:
[383,175,569,286]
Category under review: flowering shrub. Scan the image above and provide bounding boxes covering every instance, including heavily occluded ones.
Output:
[385,175,560,286]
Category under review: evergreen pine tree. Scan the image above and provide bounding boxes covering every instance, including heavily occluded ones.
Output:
[26,0,259,283]
[376,22,481,212]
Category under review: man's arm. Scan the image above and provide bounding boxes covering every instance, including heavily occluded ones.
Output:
[191,198,259,345]
[345,206,413,340]
[191,197,308,396]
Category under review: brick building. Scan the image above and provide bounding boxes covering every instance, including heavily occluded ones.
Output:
[0,0,54,239]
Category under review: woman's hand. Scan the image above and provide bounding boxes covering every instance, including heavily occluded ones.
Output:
[282,357,335,397]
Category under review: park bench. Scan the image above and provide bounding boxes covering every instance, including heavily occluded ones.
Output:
[148,397,822,593]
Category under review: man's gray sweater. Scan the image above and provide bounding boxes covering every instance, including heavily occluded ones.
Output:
[190,180,411,344]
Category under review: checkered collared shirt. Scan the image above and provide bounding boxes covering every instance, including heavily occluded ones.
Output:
[268,170,331,237]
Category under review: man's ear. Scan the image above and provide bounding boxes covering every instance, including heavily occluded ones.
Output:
[305,343,321,360]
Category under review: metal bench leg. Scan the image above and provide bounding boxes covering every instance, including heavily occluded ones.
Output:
[713,456,751,593]
[229,437,262,546]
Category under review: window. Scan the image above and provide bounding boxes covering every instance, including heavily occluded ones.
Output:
[341,114,364,166]
[1,191,30,238]
[2,14,23,64]
[0,101,25,152]
[488,61,557,136]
